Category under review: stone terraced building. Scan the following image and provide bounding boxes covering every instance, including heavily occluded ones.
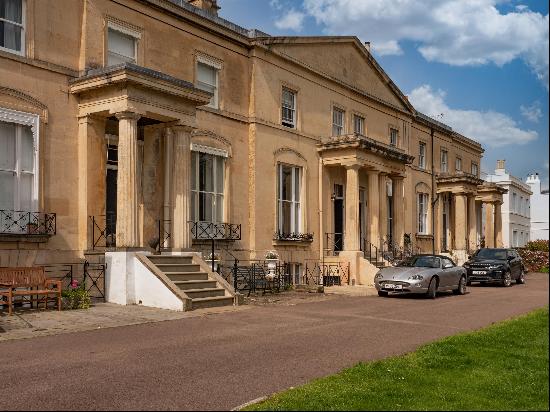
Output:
[0,0,506,309]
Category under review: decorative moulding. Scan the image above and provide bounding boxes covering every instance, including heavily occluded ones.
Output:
[0,87,48,123]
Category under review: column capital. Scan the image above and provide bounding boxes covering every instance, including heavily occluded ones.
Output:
[390,174,405,182]
[344,164,361,171]
[115,111,142,122]
[366,168,380,176]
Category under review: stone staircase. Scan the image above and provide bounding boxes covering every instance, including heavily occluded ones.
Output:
[142,254,235,310]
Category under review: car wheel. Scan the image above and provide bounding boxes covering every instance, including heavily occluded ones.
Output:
[516,269,526,285]
[453,275,467,295]
[426,277,437,299]
[502,271,512,287]
[378,290,388,297]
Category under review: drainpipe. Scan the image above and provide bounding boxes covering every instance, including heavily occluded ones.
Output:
[430,127,438,255]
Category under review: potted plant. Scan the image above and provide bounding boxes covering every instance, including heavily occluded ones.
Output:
[265,250,279,279]
[62,280,91,310]
[205,252,221,272]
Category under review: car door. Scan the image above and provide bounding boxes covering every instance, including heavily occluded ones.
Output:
[510,250,521,278]
[439,257,454,289]
[442,257,459,289]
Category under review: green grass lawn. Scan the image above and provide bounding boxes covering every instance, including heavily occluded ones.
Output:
[246,307,549,411]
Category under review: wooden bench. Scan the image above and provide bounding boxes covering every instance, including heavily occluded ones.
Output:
[0,267,62,315]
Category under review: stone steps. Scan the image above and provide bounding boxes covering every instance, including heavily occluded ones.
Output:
[143,254,235,311]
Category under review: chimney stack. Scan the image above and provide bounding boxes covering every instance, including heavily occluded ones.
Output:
[188,0,220,16]
[496,159,505,170]
[365,41,371,52]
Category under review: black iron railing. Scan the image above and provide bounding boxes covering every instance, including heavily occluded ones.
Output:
[324,232,343,256]
[303,261,350,287]
[89,213,116,250]
[0,210,56,236]
[273,231,314,242]
[190,221,241,241]
[218,261,291,296]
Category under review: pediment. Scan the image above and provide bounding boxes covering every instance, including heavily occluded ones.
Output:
[267,39,413,113]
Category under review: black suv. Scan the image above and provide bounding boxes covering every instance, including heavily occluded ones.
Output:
[463,248,525,287]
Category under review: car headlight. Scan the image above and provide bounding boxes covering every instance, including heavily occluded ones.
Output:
[488,265,504,270]
[408,274,424,281]
[374,272,383,280]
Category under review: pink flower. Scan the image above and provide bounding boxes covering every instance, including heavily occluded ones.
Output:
[71,280,79,289]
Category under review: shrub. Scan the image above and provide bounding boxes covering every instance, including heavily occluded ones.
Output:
[62,280,91,310]
[525,240,550,252]
[516,248,549,273]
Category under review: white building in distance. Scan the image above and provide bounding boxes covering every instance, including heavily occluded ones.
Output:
[526,172,549,241]
[485,160,532,247]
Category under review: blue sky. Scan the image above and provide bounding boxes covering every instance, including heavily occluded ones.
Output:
[219,0,549,188]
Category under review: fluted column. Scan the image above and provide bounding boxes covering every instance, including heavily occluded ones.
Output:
[115,112,141,247]
[344,165,361,251]
[467,194,477,251]
[171,125,192,250]
[454,194,467,251]
[378,173,388,242]
[392,176,405,248]
[495,202,503,247]
[485,202,495,248]
[367,170,380,247]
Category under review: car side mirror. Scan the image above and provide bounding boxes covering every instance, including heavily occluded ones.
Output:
[468,255,472,260]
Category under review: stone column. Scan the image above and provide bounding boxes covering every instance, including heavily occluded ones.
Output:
[115,112,141,248]
[367,170,380,248]
[467,194,477,252]
[171,125,192,250]
[392,176,405,248]
[495,202,503,247]
[344,165,360,251]
[454,194,467,251]
[484,202,495,248]
[378,173,388,243]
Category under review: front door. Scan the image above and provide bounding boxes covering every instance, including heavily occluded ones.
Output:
[359,188,366,251]
[333,184,344,252]
[442,194,450,252]
[105,143,118,246]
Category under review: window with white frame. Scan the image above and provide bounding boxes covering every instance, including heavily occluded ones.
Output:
[513,230,518,247]
[455,157,462,172]
[417,193,429,234]
[512,192,517,213]
[418,142,426,169]
[0,0,24,54]
[390,128,398,146]
[440,149,448,173]
[107,24,139,66]
[0,108,38,213]
[332,107,345,136]
[288,263,302,285]
[354,114,365,135]
[191,149,225,223]
[471,162,478,176]
[278,164,301,234]
[281,88,296,128]
[520,196,524,215]
[196,61,219,109]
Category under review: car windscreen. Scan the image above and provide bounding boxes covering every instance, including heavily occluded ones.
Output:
[398,256,440,268]
[475,249,507,260]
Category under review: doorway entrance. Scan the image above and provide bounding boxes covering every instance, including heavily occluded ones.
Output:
[333,184,344,252]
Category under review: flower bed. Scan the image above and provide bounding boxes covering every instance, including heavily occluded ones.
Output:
[517,240,549,273]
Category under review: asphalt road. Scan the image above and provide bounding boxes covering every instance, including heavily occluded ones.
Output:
[0,273,548,411]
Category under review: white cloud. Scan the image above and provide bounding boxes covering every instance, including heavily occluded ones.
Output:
[299,0,549,89]
[275,9,306,31]
[409,85,538,147]
[520,101,543,123]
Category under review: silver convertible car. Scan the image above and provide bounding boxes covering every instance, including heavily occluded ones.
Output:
[374,255,467,299]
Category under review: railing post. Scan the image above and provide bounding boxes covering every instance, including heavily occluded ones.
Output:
[233,259,238,292]
[92,216,95,250]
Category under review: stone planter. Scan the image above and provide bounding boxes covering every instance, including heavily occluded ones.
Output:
[265,258,278,279]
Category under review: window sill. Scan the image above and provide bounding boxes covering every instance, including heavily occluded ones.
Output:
[0,234,52,243]
[272,239,313,247]
[415,234,434,240]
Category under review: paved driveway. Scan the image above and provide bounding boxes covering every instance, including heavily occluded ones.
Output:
[0,273,547,411]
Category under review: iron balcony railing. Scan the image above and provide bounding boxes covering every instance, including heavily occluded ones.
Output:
[190,221,241,241]
[0,210,56,236]
[273,231,314,242]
